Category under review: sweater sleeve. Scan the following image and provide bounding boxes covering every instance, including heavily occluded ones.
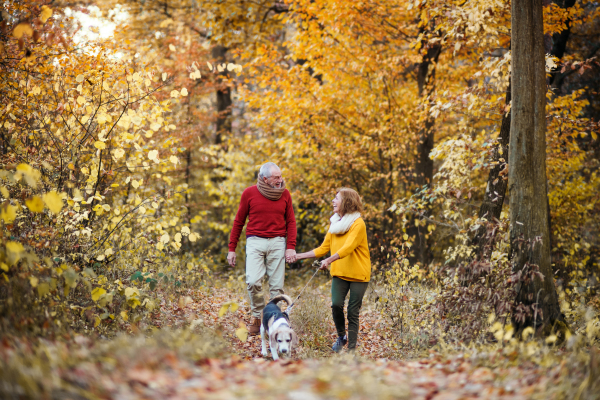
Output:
[285,191,297,250]
[313,231,332,258]
[336,220,365,259]
[228,189,250,251]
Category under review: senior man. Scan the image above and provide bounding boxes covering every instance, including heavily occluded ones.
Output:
[227,162,297,335]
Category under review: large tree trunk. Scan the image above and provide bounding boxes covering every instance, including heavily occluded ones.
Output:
[212,45,232,145]
[509,0,562,331]
[408,42,441,267]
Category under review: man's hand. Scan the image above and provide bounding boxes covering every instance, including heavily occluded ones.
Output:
[285,249,297,263]
[227,251,237,267]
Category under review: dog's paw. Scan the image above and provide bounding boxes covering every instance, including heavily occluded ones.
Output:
[261,350,268,357]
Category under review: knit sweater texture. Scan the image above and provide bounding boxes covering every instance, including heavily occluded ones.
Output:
[229,185,297,251]
[314,218,371,282]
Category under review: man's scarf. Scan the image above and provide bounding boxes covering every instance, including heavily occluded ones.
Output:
[257,177,286,201]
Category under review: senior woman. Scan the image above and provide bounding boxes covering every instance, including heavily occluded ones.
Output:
[294,188,371,353]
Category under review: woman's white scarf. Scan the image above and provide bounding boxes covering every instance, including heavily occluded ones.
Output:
[328,212,361,235]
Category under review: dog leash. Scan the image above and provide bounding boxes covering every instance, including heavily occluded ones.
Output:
[285,260,321,315]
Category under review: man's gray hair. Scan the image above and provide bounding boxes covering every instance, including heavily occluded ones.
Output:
[258,162,280,179]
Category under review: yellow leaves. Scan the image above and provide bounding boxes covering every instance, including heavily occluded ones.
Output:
[170,90,180,98]
[207,62,213,71]
[188,233,198,242]
[15,164,41,188]
[120,311,128,321]
[160,232,170,244]
[180,88,188,96]
[77,95,86,105]
[0,186,9,199]
[91,287,107,301]
[29,276,39,288]
[94,141,106,150]
[37,282,50,297]
[236,322,249,342]
[169,155,178,165]
[162,72,167,81]
[40,5,53,23]
[521,327,535,341]
[218,301,239,317]
[169,44,176,52]
[124,287,141,309]
[13,23,33,39]
[592,131,598,141]
[76,74,85,83]
[148,150,160,163]
[1,204,17,224]
[43,191,63,214]
[26,196,45,213]
[114,148,125,159]
[6,241,24,265]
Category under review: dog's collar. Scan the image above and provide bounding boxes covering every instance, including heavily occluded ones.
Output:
[270,317,289,333]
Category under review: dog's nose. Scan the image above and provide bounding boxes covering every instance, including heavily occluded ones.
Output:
[281,349,287,353]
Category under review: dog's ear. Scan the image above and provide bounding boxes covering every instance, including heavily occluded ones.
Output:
[270,329,279,349]
[291,330,299,349]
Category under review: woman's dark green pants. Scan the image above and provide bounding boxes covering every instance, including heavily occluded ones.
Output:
[331,276,369,350]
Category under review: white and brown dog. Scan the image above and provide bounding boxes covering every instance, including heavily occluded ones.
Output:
[260,294,298,360]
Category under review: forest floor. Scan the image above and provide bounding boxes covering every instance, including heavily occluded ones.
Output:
[0,269,596,399]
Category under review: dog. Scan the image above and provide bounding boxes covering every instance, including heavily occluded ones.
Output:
[260,294,298,360]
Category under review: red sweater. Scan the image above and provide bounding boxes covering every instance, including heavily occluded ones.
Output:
[229,186,297,251]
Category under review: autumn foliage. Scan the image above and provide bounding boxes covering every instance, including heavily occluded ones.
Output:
[1,0,600,397]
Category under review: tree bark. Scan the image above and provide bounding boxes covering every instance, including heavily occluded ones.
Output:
[471,83,511,253]
[212,45,232,145]
[408,42,441,267]
[510,0,562,331]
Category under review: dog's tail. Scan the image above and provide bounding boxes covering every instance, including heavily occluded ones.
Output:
[268,294,293,306]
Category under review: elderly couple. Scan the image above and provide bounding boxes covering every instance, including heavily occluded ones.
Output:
[227,162,371,353]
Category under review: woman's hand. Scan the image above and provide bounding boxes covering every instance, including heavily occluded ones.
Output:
[319,258,331,270]
[319,253,340,270]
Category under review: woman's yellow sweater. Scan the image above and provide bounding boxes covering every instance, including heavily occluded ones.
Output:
[314,218,371,282]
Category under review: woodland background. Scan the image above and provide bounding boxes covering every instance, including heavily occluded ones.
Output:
[0,0,599,398]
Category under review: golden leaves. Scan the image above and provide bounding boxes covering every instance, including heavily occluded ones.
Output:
[91,287,107,302]
[40,5,53,24]
[218,301,239,317]
[13,23,33,39]
[43,191,63,214]
[5,241,24,265]
[114,148,125,159]
[1,203,17,224]
[148,150,160,163]
[25,196,44,212]
[94,141,106,150]
[236,322,249,342]
[15,164,41,188]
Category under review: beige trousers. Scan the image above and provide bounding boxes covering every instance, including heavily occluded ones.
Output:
[245,236,286,318]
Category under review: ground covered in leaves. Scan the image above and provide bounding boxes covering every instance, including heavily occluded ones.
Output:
[1,272,597,399]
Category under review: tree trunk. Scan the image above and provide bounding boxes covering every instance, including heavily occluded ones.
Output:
[408,42,441,267]
[212,45,232,145]
[510,0,562,331]
[548,0,577,88]
[471,83,511,254]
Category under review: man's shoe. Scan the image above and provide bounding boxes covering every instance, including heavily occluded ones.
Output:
[332,335,347,352]
[248,317,261,336]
